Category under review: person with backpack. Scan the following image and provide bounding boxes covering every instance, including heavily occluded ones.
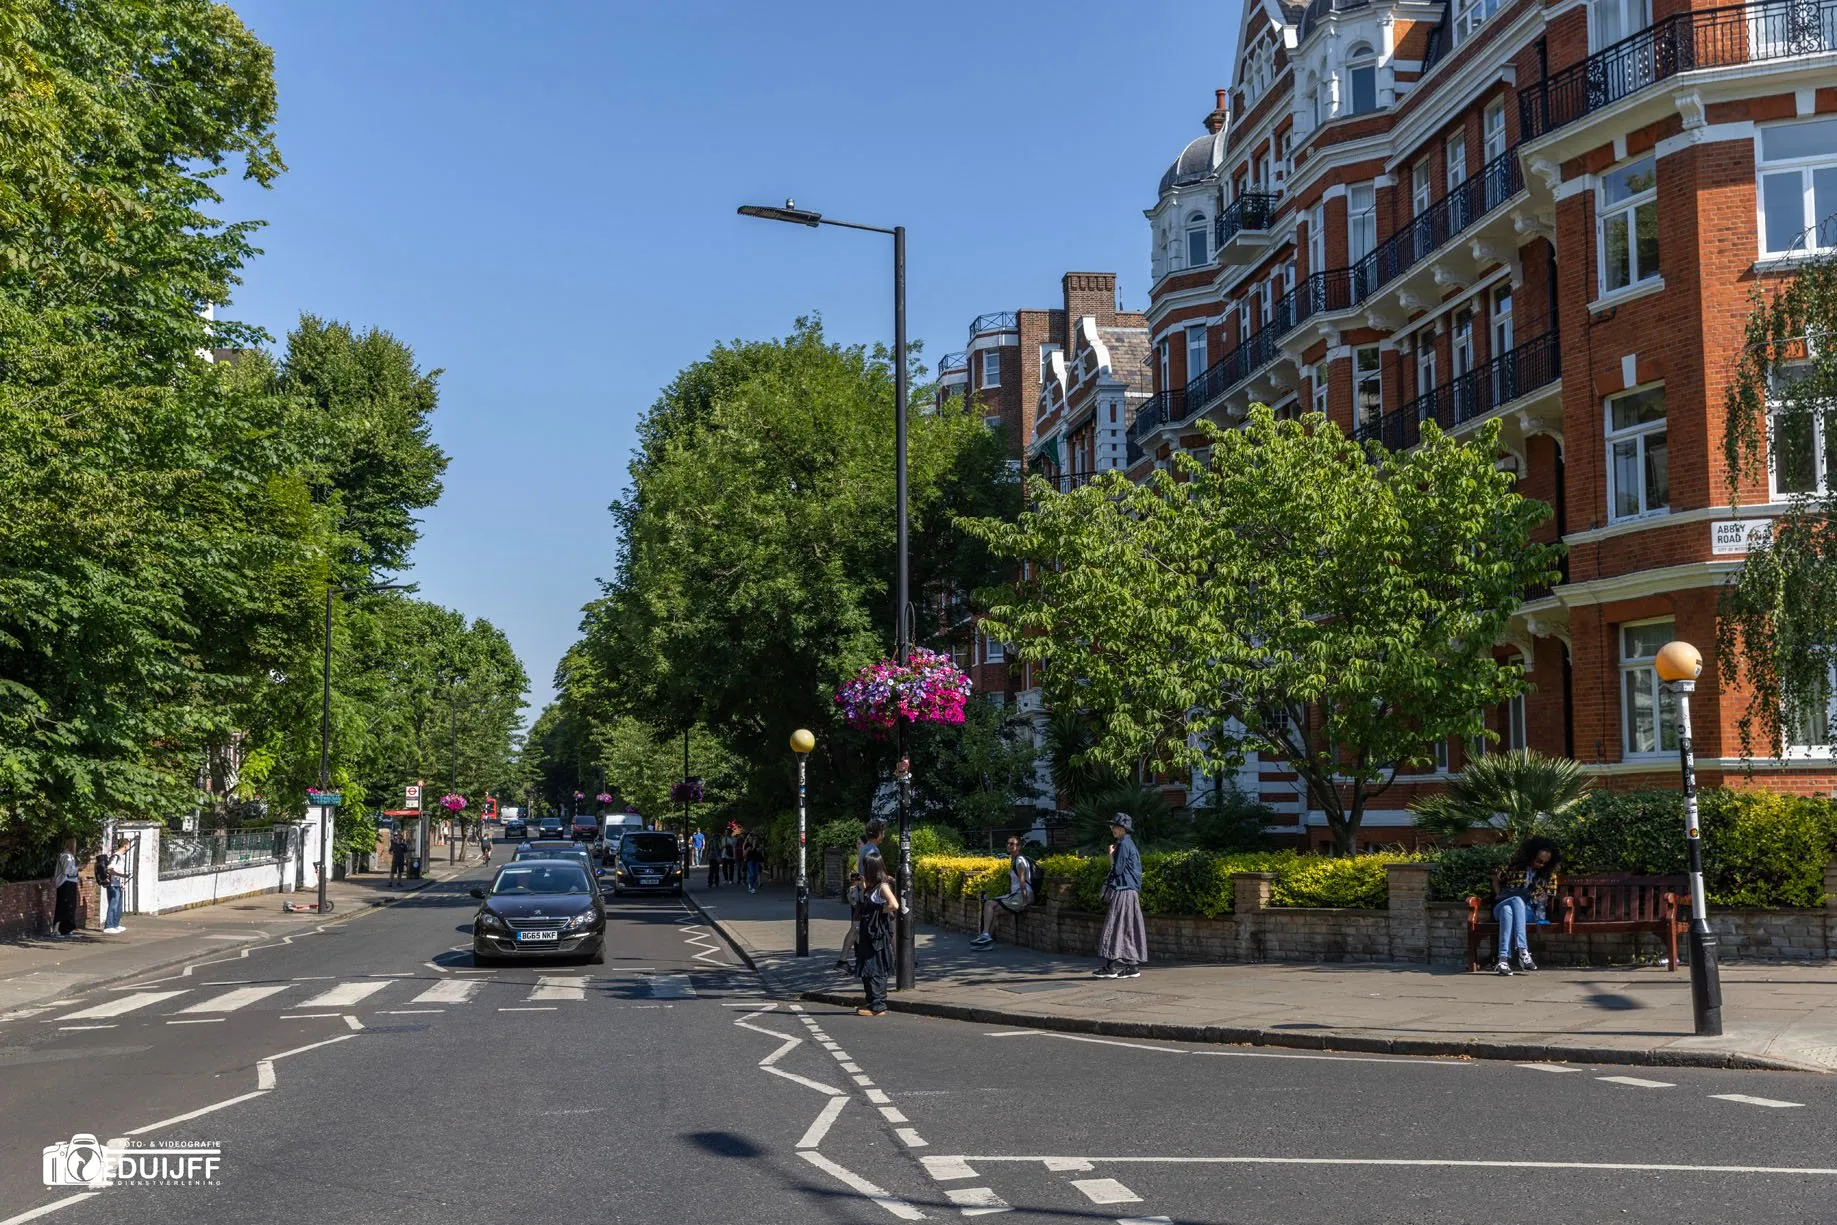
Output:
[51,837,81,937]
[971,837,1039,949]
[102,837,132,933]
[853,854,899,1017]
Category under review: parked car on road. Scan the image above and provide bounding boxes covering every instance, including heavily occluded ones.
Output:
[570,814,599,842]
[502,815,527,840]
[470,861,604,965]
[537,815,566,840]
[513,840,596,881]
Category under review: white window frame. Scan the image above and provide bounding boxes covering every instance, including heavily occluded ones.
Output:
[1756,117,1837,257]
[1040,342,1062,380]
[1483,100,1507,162]
[981,351,1001,389]
[1412,159,1433,217]
[1591,0,1651,50]
[1308,203,1327,274]
[1786,660,1836,752]
[1354,346,1382,427]
[1597,156,1659,295]
[1186,213,1210,268]
[1767,361,1828,500]
[1504,684,1528,751]
[1620,617,1678,758]
[1313,361,1330,416]
[1446,131,1469,193]
[1346,44,1378,116]
[1347,184,1377,262]
[1452,309,1475,378]
[1185,326,1208,382]
[1455,0,1503,43]
[1605,383,1669,522]
[1491,284,1514,356]
[1415,343,1437,399]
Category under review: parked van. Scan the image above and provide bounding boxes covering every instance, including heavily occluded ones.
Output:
[593,812,646,860]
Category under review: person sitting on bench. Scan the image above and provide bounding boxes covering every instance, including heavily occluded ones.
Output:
[1491,836,1562,976]
[971,837,1035,949]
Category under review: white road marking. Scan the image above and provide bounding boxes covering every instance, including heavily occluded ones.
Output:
[1597,1075,1674,1089]
[764,1066,845,1096]
[256,1060,276,1090]
[644,973,697,999]
[343,1014,364,1031]
[797,1150,926,1220]
[945,1186,1011,1215]
[265,1033,360,1062]
[852,1074,875,1087]
[1045,1158,1094,1171]
[1710,1094,1804,1108]
[797,1097,848,1148]
[53,990,187,1020]
[865,1089,891,1105]
[57,1024,116,1031]
[379,1009,444,1015]
[1117,1217,1174,1225]
[499,1006,556,1012]
[412,978,482,1004]
[758,1033,801,1066]
[1517,1063,1579,1073]
[830,1049,853,1061]
[880,1107,910,1124]
[122,1089,267,1135]
[202,979,253,986]
[841,1062,863,1074]
[278,1014,340,1020]
[896,1128,929,1148]
[175,984,290,1013]
[291,976,337,981]
[166,1018,223,1025]
[298,981,388,1008]
[0,1191,100,1225]
[954,1154,1837,1175]
[921,1156,980,1181]
[1071,1179,1141,1205]
[530,975,587,1001]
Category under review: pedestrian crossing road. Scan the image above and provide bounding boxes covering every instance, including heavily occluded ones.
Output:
[34,969,753,1032]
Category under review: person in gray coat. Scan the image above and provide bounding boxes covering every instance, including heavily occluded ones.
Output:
[1095,813,1146,979]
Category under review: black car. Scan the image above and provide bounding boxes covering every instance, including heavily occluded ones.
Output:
[502,816,527,840]
[470,861,604,965]
[609,831,684,896]
[569,814,599,842]
[537,816,566,840]
[513,840,597,883]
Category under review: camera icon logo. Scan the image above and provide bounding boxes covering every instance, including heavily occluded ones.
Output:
[42,1134,110,1188]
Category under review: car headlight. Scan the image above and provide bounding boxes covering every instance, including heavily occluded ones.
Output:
[565,910,598,930]
[478,911,507,931]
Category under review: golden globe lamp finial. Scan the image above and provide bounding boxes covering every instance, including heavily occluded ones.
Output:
[1655,640,1703,684]
[790,728,816,755]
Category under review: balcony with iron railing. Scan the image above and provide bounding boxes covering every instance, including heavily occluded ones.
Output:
[939,351,968,377]
[1520,0,1837,141]
[1355,328,1561,451]
[969,311,1019,336]
[1215,192,1281,256]
[1126,387,1187,443]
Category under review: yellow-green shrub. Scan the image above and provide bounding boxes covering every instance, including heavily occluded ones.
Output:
[913,855,1009,901]
[1269,853,1424,908]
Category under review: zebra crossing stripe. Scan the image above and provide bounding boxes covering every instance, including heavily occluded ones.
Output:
[175,985,291,1014]
[412,979,483,1004]
[297,981,389,1009]
[530,976,587,1001]
[53,991,187,1020]
[643,973,696,999]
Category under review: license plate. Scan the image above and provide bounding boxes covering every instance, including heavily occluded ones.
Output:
[640,877,660,885]
[516,929,558,942]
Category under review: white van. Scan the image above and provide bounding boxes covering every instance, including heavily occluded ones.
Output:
[594,813,646,860]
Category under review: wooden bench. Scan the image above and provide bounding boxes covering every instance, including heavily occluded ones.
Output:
[1466,874,1689,972]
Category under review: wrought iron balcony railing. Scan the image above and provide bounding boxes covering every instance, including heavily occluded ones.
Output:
[938,351,968,375]
[1127,387,1188,442]
[1520,0,1837,140]
[1355,329,1560,450]
[1215,192,1280,249]
[969,311,1019,336]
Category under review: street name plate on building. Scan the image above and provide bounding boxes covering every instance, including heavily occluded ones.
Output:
[1711,519,1772,555]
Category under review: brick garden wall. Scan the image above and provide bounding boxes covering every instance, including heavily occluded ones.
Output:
[0,876,99,939]
[918,863,1837,969]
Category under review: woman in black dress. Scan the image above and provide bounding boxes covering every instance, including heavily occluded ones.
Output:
[854,854,900,1016]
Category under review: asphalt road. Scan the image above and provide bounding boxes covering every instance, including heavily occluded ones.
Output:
[4,857,1836,1225]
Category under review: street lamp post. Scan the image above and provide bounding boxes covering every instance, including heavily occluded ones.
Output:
[682,729,692,886]
[1656,640,1723,1036]
[318,581,409,913]
[791,729,816,957]
[739,200,913,989]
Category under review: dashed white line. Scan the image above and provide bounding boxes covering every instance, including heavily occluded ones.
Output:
[851,1074,875,1087]
[0,1191,99,1225]
[1710,1094,1804,1108]
[1516,1063,1579,1073]
[1117,1217,1174,1225]
[278,1013,340,1020]
[342,1014,364,1031]
[1596,1075,1674,1089]
[953,1155,1837,1175]
[895,1127,928,1148]
[921,1155,979,1181]
[945,1185,1011,1215]
[879,1106,910,1124]
[865,1089,891,1105]
[1045,1158,1094,1171]
[1071,1178,1142,1205]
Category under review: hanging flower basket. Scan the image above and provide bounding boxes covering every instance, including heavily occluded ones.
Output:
[595,792,614,806]
[440,793,467,813]
[671,779,705,804]
[835,647,972,734]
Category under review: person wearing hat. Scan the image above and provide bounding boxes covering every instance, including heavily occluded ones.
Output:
[1095,813,1146,979]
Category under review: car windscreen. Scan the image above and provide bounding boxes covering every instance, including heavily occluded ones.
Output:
[490,864,591,895]
[620,834,678,862]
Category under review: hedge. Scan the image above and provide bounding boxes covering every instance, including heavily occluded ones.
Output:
[917,849,1425,915]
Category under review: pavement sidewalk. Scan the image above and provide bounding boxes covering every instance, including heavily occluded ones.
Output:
[687,879,1837,1073]
[0,853,488,1019]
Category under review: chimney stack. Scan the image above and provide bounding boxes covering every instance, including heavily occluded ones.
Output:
[1204,88,1230,134]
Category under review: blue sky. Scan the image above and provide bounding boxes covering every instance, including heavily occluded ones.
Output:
[217,1,1234,718]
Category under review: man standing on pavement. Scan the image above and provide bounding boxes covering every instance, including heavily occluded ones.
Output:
[103,836,132,933]
[51,836,81,937]
[971,837,1034,950]
[691,828,704,867]
[859,819,884,876]
[388,832,410,888]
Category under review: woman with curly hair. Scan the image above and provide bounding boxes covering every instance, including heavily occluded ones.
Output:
[1491,835,1563,975]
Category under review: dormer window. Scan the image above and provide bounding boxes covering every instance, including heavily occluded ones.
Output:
[1347,45,1378,116]
[1186,213,1210,268]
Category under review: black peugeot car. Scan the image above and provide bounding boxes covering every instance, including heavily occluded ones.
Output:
[608,831,684,896]
[537,815,566,840]
[470,860,605,965]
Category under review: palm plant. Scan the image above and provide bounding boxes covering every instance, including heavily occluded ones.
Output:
[1070,781,1189,851]
[1041,707,1116,809]
[1409,749,1591,843]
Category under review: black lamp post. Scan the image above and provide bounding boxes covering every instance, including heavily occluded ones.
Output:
[445,673,469,865]
[739,200,913,989]
[318,581,409,913]
[1656,639,1723,1035]
[791,729,815,957]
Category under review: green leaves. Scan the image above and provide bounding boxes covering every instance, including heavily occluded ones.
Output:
[966,406,1560,853]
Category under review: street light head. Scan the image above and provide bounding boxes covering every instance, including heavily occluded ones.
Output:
[738,201,823,227]
[1655,640,1703,684]
[790,728,816,755]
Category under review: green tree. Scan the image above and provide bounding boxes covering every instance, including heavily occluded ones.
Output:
[1718,250,1837,757]
[906,698,1042,833]
[967,407,1560,855]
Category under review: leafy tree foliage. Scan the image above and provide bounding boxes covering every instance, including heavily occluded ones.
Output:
[1408,749,1592,843]
[1718,251,1837,757]
[967,407,1559,854]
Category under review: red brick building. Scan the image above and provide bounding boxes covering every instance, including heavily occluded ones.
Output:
[1122,0,1837,847]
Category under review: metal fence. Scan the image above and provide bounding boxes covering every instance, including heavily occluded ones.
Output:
[159,826,286,873]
